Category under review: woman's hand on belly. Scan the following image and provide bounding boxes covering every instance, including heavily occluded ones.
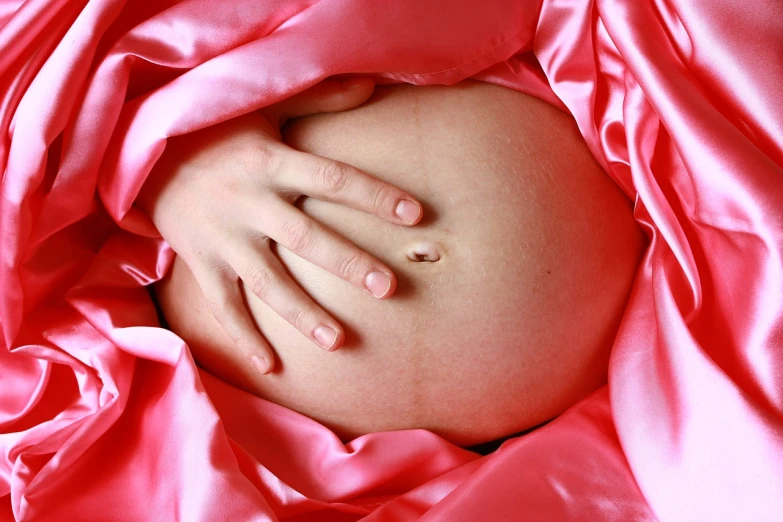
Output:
[137,77,424,375]
[156,82,646,446]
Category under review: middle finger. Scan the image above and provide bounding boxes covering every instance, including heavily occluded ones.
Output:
[262,200,397,300]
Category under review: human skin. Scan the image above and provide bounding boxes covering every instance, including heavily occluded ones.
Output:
[137,78,422,375]
[155,81,646,446]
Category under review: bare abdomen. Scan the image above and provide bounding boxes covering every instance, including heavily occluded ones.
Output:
[155,81,644,446]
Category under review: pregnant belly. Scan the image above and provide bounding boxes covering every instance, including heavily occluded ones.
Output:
[154,81,644,446]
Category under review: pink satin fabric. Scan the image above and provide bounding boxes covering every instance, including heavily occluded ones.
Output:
[2,0,782,519]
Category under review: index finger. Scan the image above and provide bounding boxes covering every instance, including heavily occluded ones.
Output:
[275,149,424,226]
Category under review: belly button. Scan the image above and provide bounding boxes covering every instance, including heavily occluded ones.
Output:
[406,241,442,263]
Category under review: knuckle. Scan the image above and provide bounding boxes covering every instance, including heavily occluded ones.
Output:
[232,332,253,349]
[371,185,394,214]
[281,218,314,253]
[207,297,230,323]
[288,307,309,332]
[245,267,275,298]
[336,251,365,281]
[246,142,282,181]
[315,161,350,193]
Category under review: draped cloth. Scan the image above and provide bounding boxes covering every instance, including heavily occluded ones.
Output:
[1,0,782,519]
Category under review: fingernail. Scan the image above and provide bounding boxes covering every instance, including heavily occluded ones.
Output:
[365,271,391,298]
[341,78,365,90]
[395,199,422,224]
[314,325,338,351]
[250,354,270,375]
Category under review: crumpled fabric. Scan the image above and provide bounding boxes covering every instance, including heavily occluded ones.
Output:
[1,0,782,520]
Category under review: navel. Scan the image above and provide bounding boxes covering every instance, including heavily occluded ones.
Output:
[406,241,443,263]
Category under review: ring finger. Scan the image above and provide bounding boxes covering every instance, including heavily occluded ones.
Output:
[261,200,397,300]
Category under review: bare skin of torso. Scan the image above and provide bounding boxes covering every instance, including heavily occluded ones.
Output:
[154,81,645,447]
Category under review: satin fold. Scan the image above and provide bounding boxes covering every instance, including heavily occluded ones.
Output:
[1,0,782,520]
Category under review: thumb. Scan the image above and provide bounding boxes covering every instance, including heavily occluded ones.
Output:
[266,77,376,125]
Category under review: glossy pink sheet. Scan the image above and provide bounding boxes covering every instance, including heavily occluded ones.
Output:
[2,0,782,520]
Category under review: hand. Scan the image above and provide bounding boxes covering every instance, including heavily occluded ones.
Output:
[137,78,423,375]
